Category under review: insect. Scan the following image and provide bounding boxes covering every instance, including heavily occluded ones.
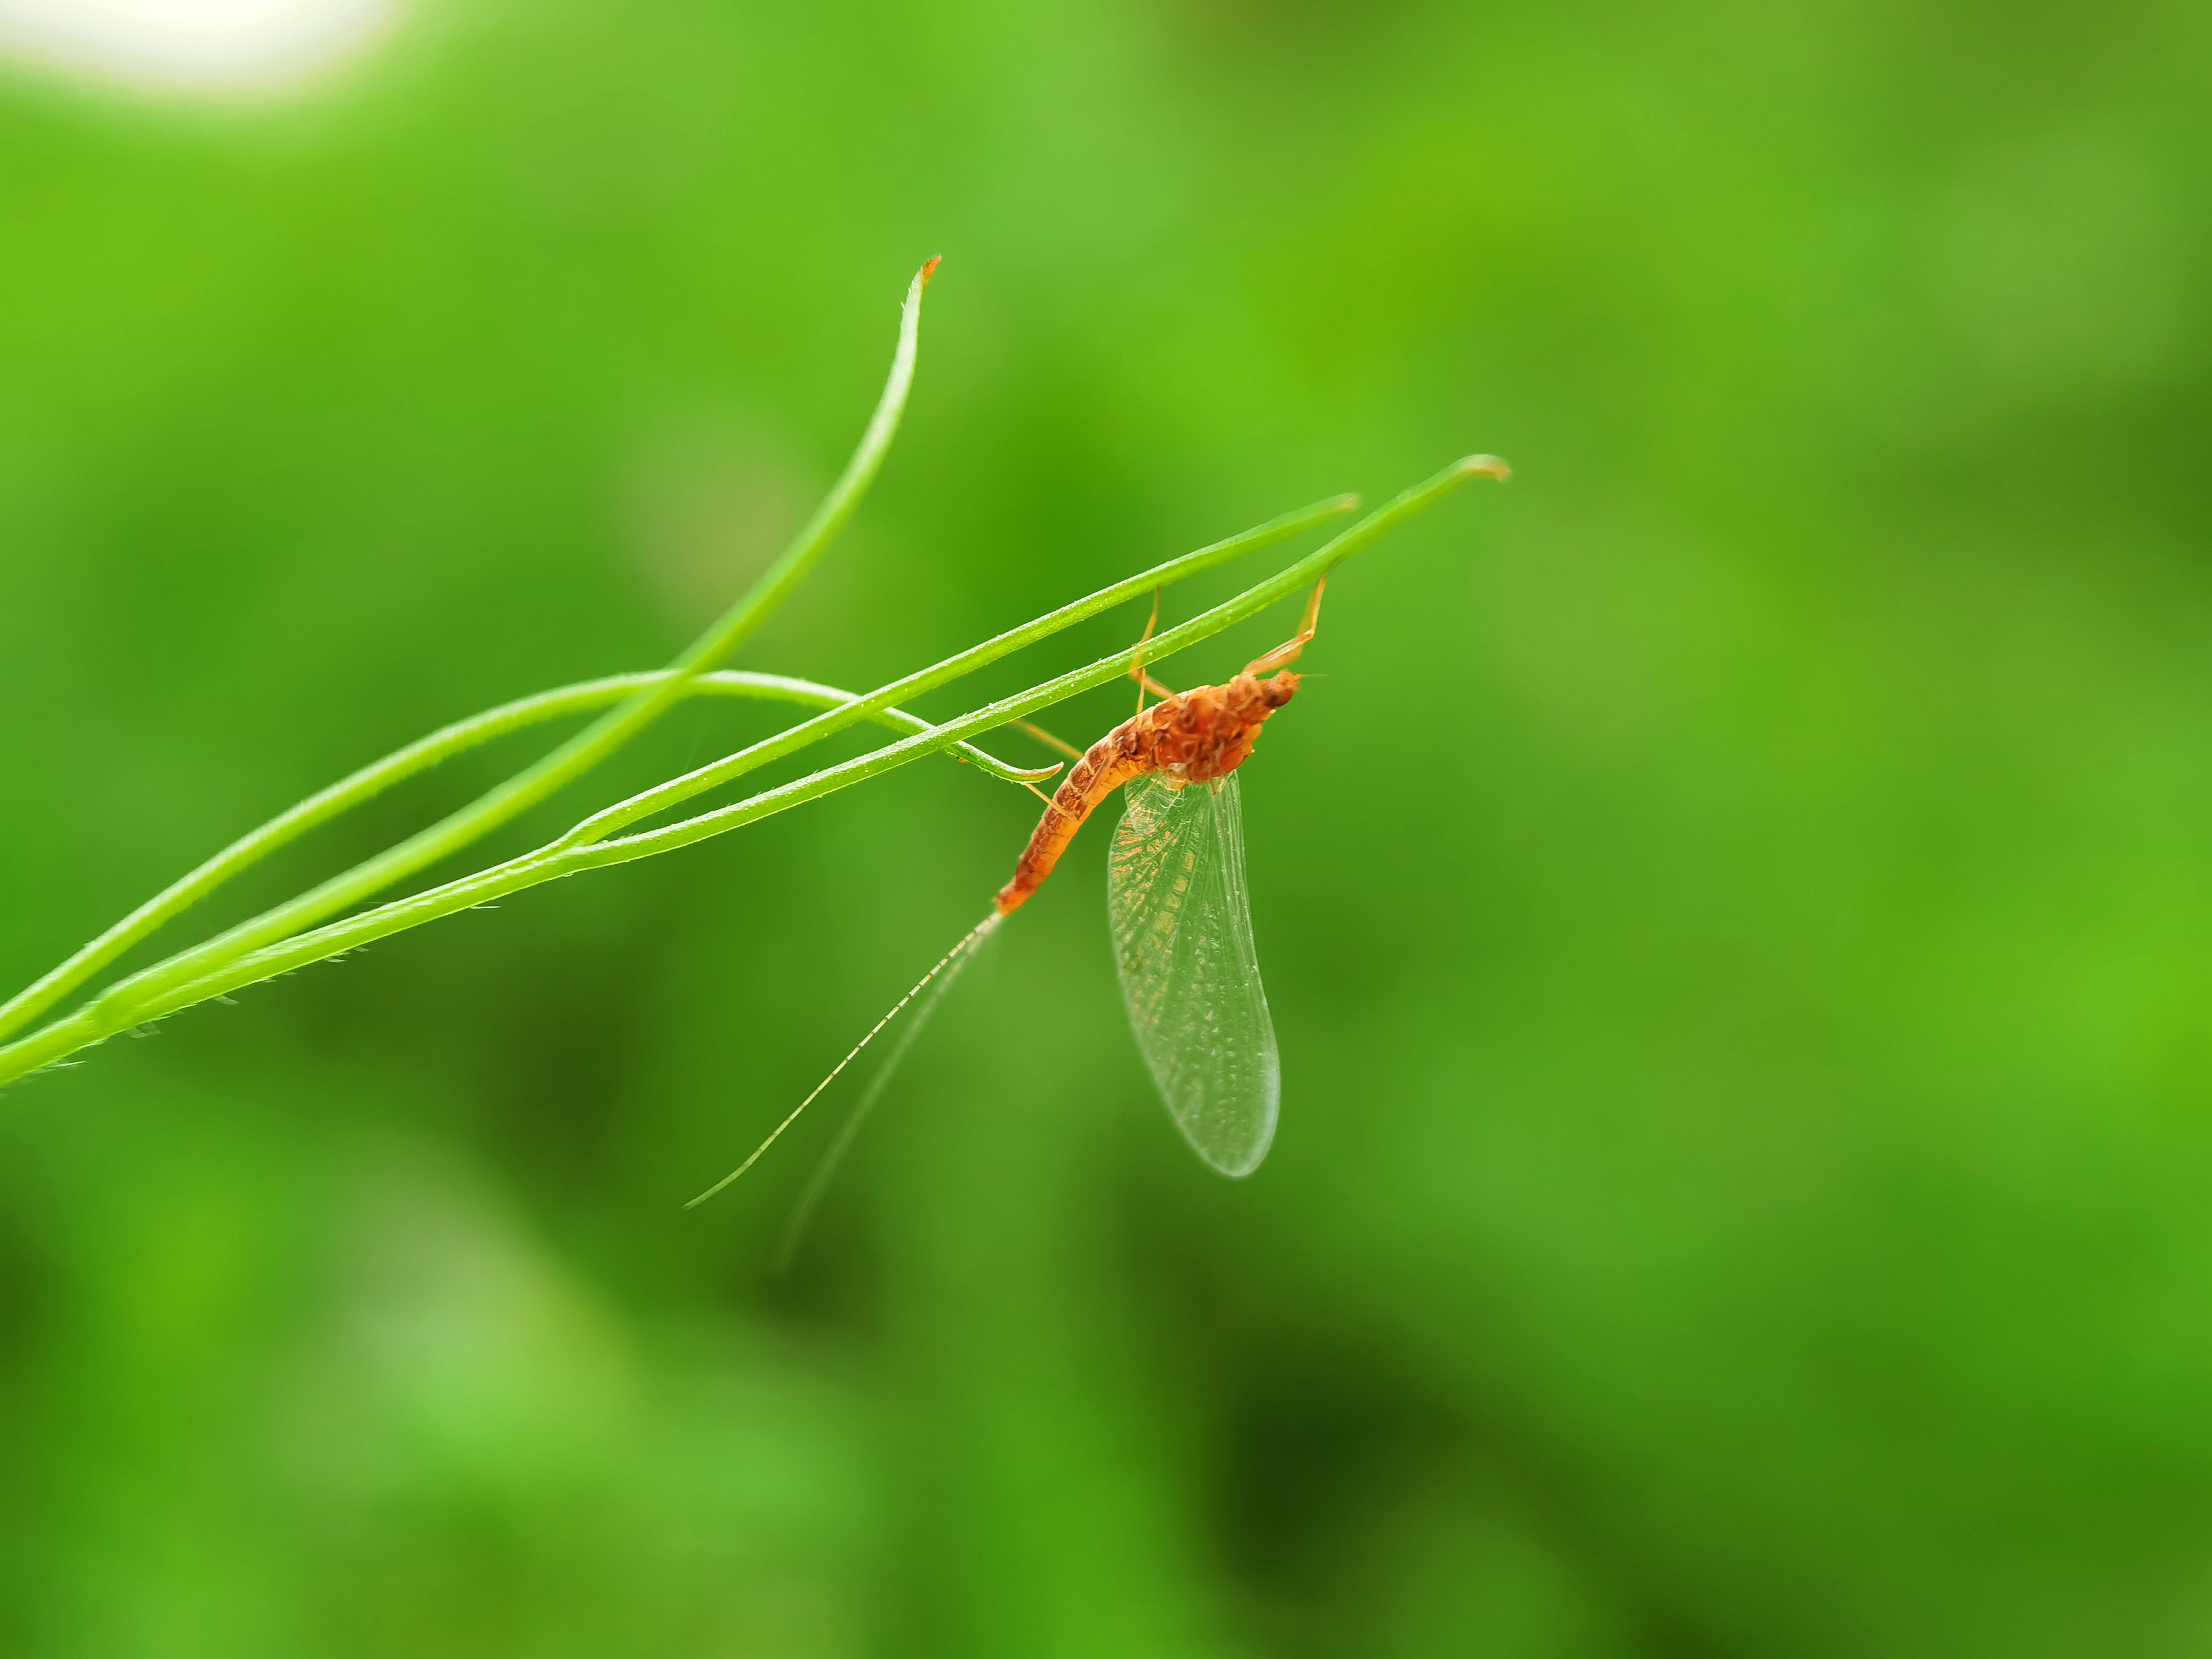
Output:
[690,581,1326,1209]
[990,579,1323,1173]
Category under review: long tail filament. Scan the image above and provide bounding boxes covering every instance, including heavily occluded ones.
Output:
[686,911,1004,1208]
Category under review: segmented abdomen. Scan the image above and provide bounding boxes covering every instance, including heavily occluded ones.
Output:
[994,725,1150,914]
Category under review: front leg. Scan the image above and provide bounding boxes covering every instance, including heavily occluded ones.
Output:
[1244,578,1326,675]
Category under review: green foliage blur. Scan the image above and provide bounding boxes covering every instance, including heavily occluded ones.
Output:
[4,1,2210,1652]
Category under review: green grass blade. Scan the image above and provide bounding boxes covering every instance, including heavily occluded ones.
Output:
[0,455,1503,1089]
[122,264,936,992]
[0,656,1045,1045]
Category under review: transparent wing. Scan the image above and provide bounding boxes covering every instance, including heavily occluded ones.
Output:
[1106,773,1279,1176]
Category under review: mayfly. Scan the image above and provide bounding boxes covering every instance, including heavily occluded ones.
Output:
[690,452,1509,1213]
[690,581,1330,1210]
[986,578,1325,1175]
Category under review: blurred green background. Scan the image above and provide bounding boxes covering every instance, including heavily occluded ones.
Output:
[4,0,2211,1653]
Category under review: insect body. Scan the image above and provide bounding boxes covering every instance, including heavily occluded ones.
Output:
[995,661,1300,915]
[989,583,1322,1172]
[689,583,1323,1208]
[692,455,1510,1216]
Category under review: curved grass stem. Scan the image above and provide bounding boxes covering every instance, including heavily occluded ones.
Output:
[43,261,942,1035]
[0,668,1053,1044]
[96,493,1360,1030]
[547,493,1364,851]
[0,454,1505,1089]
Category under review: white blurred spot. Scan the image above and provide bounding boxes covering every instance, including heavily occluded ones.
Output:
[0,0,399,95]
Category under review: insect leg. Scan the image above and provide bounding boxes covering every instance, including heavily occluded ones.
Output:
[1129,585,1177,710]
[1244,577,1327,675]
[1013,719,1084,760]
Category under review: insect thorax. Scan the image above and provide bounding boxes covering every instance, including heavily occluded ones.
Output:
[1144,671,1298,784]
